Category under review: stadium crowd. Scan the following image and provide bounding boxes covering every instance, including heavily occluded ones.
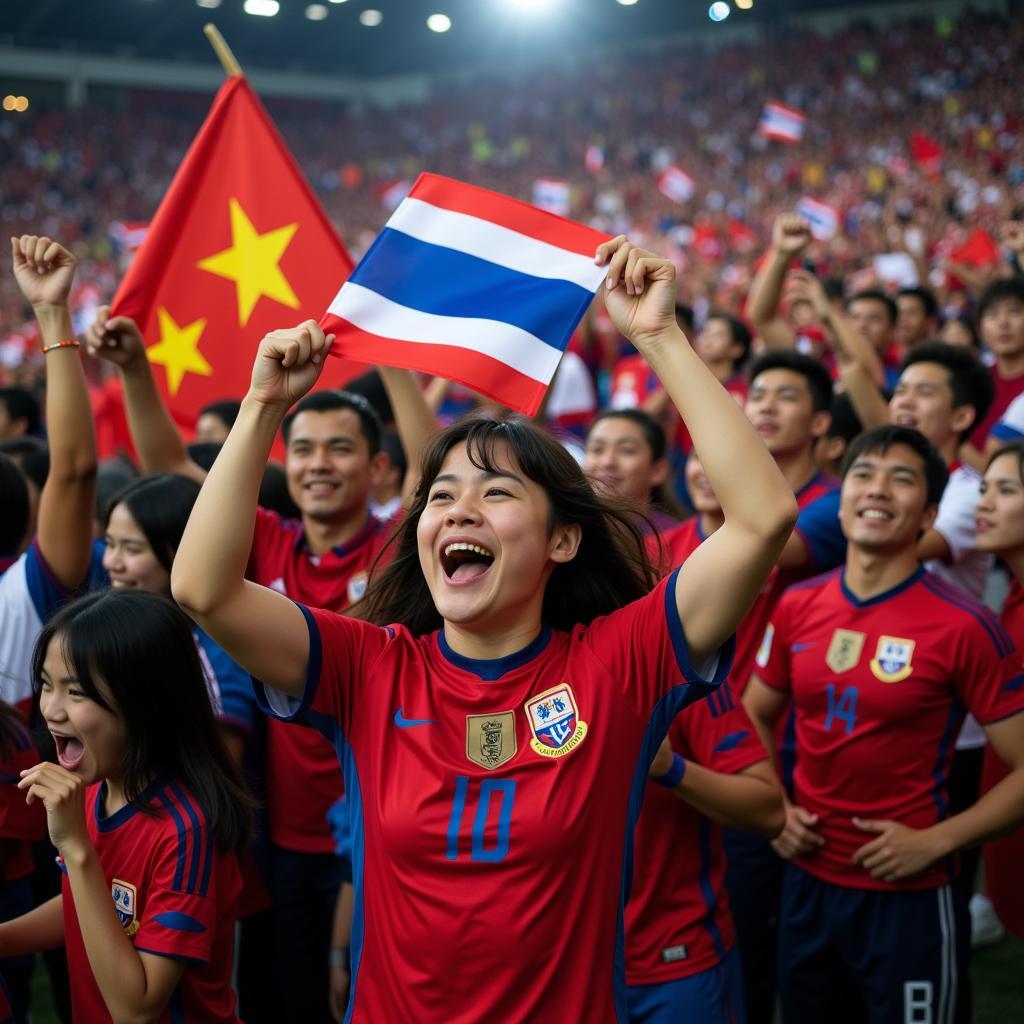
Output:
[0,7,1023,1024]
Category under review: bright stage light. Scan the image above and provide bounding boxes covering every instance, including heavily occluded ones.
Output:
[243,0,279,16]
[708,1,730,21]
[427,14,452,32]
[616,0,640,6]
[196,0,222,9]
[306,4,328,19]
[360,8,383,26]
[735,0,753,8]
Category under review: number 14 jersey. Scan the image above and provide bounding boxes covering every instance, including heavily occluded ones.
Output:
[756,567,1024,891]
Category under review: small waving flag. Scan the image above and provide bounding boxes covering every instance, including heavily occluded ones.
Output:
[532,178,572,216]
[909,132,944,178]
[657,165,696,204]
[584,144,605,175]
[323,173,611,415]
[795,197,839,240]
[758,102,806,144]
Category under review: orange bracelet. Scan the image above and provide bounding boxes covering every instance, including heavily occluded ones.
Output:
[40,339,81,354]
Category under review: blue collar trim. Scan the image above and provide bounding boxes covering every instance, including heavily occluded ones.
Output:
[840,566,924,608]
[438,626,552,681]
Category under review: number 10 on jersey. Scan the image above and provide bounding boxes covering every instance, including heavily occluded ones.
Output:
[446,776,517,863]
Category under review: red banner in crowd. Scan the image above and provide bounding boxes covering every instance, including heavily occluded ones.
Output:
[110,75,362,444]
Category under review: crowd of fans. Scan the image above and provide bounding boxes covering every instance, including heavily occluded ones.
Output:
[1,8,1024,1024]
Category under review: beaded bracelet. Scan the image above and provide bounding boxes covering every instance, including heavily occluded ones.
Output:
[652,752,687,789]
[41,339,81,354]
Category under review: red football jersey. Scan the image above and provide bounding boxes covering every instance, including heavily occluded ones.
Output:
[0,716,45,883]
[981,580,1024,937]
[756,567,1024,890]
[625,681,767,984]
[248,508,394,852]
[255,571,731,1022]
[62,781,242,1023]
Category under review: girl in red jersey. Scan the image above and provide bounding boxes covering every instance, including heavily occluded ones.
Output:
[172,237,797,1022]
[0,589,251,1024]
[974,440,1024,939]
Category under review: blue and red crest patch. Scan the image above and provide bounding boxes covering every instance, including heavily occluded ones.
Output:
[525,684,588,759]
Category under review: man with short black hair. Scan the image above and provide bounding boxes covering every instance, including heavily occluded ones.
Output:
[0,387,40,439]
[195,398,242,443]
[745,425,1024,1024]
[846,289,900,387]
[895,286,939,355]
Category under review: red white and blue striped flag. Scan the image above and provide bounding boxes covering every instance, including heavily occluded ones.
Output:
[322,173,611,415]
[758,102,806,144]
[795,196,840,240]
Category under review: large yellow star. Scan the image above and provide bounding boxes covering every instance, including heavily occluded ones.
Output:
[197,198,300,326]
[146,308,213,396]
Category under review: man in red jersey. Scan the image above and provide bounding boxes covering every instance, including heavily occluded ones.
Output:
[745,425,1024,1023]
[662,350,838,1024]
[626,683,784,1022]
[86,311,435,1023]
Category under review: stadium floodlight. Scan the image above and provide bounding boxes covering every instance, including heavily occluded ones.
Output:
[328,0,348,3]
[708,1,730,21]
[360,8,383,26]
[196,0,222,9]
[243,0,279,16]
[616,0,640,6]
[427,14,452,32]
[306,4,328,19]
[735,0,753,8]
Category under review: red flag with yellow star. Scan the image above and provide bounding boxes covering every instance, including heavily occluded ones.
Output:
[110,76,361,436]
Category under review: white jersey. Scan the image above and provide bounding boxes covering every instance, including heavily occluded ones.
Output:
[0,543,71,710]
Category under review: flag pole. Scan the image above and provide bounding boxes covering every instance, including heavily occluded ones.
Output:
[203,23,244,77]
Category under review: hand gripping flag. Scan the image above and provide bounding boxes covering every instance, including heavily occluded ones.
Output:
[758,102,806,144]
[322,174,611,415]
[795,197,840,241]
[110,76,360,441]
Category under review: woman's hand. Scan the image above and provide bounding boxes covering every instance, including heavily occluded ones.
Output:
[596,236,679,348]
[248,320,334,411]
[18,763,90,860]
[85,305,148,369]
[11,235,76,310]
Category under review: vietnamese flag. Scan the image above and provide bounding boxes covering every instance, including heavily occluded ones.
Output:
[111,76,362,437]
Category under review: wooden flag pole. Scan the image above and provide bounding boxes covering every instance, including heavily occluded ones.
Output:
[203,23,244,77]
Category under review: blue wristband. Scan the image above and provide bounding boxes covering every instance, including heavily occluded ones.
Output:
[653,753,686,789]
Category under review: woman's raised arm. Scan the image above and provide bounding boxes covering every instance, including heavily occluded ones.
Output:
[171,322,331,695]
[599,237,798,665]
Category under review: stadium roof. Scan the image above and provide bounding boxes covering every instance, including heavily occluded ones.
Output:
[0,0,909,79]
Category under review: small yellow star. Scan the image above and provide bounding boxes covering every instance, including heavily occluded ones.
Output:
[197,198,301,327]
[146,308,213,396]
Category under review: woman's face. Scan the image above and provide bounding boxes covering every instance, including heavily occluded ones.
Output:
[102,503,171,595]
[976,452,1024,556]
[417,440,579,633]
[39,635,127,785]
[583,416,666,507]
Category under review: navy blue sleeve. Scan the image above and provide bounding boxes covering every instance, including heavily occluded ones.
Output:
[195,628,256,733]
[792,488,845,572]
[23,541,72,622]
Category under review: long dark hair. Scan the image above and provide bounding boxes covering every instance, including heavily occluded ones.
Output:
[32,590,252,852]
[104,474,202,574]
[358,414,658,635]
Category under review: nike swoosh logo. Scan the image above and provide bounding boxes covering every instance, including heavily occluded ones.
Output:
[393,708,437,729]
[791,642,817,653]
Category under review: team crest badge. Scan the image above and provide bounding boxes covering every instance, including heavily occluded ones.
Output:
[826,629,866,674]
[870,636,915,683]
[466,711,517,770]
[112,879,139,936]
[347,571,368,604]
[525,684,588,759]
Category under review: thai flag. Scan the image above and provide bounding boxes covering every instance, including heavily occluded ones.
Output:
[109,220,149,255]
[657,165,696,204]
[758,102,806,144]
[584,144,605,175]
[795,197,839,241]
[532,178,572,216]
[322,173,611,415]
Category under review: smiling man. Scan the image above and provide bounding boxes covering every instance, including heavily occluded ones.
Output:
[744,425,1024,1024]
